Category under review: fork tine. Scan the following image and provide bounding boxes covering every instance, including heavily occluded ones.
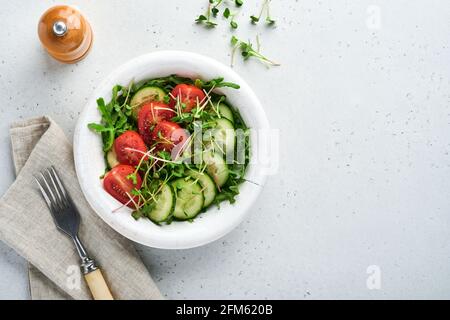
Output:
[50,166,69,205]
[34,176,53,211]
[39,172,58,207]
[46,168,65,208]
[35,175,61,222]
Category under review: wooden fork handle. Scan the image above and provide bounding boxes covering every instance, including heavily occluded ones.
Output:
[84,269,114,300]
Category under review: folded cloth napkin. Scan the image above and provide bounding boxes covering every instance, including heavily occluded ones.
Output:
[0,116,163,300]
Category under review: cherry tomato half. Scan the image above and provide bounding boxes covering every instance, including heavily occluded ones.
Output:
[103,164,142,208]
[150,120,189,153]
[114,131,148,166]
[138,102,176,145]
[169,84,206,113]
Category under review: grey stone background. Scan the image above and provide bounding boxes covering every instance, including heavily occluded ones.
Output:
[1,0,449,299]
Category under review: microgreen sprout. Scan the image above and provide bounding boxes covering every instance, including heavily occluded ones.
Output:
[230,35,280,67]
[195,0,224,27]
[250,0,275,25]
[195,4,217,27]
[265,0,275,25]
[197,0,244,29]
[223,7,238,29]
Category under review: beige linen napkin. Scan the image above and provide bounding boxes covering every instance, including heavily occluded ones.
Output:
[0,116,163,300]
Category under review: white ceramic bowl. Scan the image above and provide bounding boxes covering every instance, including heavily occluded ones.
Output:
[74,51,269,249]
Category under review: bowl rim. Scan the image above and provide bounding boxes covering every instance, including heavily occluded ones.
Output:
[73,50,270,249]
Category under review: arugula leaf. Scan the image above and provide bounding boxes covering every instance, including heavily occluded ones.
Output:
[136,75,193,92]
[88,86,135,151]
[195,77,240,90]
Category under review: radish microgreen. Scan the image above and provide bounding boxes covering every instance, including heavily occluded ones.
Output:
[231,35,280,67]
[195,1,279,67]
[250,0,275,25]
[223,7,238,29]
[196,0,244,29]
[196,0,224,27]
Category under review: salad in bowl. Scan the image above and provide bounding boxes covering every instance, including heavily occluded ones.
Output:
[88,75,249,224]
[74,51,269,249]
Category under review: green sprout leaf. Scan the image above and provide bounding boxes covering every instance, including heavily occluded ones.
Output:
[127,173,138,185]
[195,15,207,23]
[195,77,240,90]
[206,21,217,27]
[250,0,275,25]
[223,7,231,18]
[250,15,259,23]
[266,17,275,25]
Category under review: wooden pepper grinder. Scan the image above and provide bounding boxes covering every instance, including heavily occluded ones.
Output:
[38,5,93,64]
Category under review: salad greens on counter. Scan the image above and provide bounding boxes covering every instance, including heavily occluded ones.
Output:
[88,75,250,225]
[195,0,279,67]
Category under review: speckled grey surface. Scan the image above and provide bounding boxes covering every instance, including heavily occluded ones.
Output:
[1,0,450,299]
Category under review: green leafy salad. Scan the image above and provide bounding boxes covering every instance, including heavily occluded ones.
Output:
[88,75,250,225]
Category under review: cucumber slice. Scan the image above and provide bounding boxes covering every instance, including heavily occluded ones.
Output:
[187,169,217,208]
[218,103,234,123]
[204,118,236,157]
[106,148,120,168]
[203,151,229,187]
[215,118,236,152]
[130,86,166,119]
[147,184,175,223]
[172,178,204,220]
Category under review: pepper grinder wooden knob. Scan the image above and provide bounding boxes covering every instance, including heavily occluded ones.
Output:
[38,5,93,64]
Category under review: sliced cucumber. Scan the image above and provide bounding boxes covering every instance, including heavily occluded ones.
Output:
[130,86,166,119]
[204,118,236,157]
[147,184,175,223]
[203,151,229,187]
[106,148,120,168]
[172,178,204,220]
[217,103,234,123]
[215,118,236,153]
[187,169,217,208]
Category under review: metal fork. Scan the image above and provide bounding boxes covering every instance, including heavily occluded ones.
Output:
[35,166,114,300]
